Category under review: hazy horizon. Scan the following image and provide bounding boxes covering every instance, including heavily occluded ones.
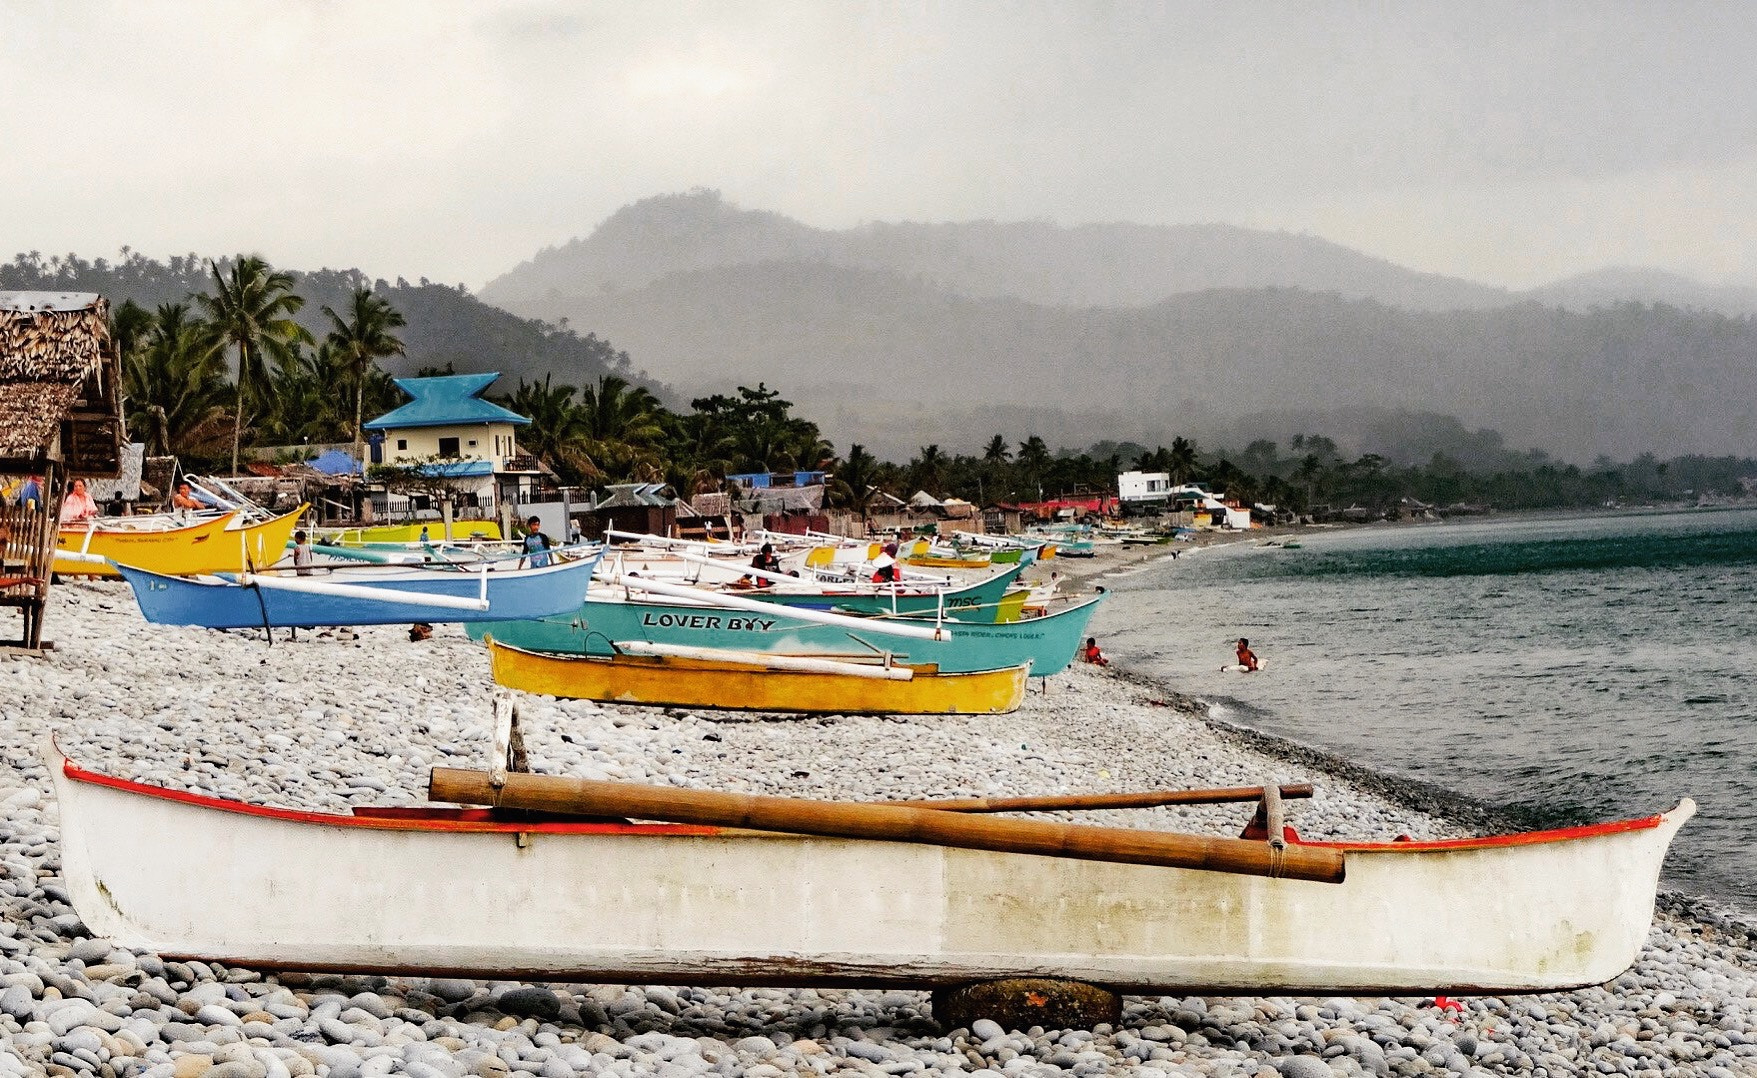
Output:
[7,2,1757,293]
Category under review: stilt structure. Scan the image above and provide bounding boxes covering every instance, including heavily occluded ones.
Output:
[0,293,122,650]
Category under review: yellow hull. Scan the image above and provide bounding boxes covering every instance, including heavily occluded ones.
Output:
[903,553,992,569]
[487,639,1029,715]
[321,521,504,544]
[54,505,307,577]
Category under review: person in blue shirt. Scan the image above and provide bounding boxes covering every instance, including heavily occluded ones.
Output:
[14,475,42,510]
[520,516,552,568]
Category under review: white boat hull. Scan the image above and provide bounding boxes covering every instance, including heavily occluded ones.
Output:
[48,748,1691,993]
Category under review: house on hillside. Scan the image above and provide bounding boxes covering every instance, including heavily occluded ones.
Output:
[0,292,124,649]
[362,373,546,527]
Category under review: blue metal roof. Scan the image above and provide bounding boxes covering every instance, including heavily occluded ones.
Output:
[308,449,362,476]
[363,373,530,430]
[412,460,494,478]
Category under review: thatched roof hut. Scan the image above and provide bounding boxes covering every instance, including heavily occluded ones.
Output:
[0,292,125,650]
[0,292,123,475]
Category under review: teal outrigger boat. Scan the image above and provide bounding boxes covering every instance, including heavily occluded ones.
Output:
[467,588,1106,677]
[752,563,1025,622]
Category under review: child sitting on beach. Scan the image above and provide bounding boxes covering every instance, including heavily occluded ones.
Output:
[1082,637,1109,666]
[1235,637,1259,672]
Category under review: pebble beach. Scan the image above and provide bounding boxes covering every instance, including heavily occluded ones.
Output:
[1,567,1755,1078]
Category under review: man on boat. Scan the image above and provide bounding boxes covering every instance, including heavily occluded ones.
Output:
[171,481,205,512]
[871,541,902,583]
[1235,638,1260,672]
[520,516,552,568]
[749,542,782,584]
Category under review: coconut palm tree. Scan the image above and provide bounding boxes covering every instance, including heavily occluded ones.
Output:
[828,443,880,517]
[500,375,598,483]
[982,434,1011,463]
[196,256,313,472]
[322,285,407,465]
[1167,436,1199,483]
[122,303,231,459]
[1016,435,1052,494]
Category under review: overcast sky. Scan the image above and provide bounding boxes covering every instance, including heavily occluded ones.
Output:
[7,1,1757,292]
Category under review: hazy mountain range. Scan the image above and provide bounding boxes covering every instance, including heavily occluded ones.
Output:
[480,191,1757,463]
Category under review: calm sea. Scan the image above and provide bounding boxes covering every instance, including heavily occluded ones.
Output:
[1089,506,1757,912]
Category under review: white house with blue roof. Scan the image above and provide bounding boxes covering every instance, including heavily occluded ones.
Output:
[362,373,545,522]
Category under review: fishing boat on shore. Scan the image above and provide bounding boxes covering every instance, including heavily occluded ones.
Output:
[115,546,603,628]
[53,504,307,578]
[47,739,1692,994]
[468,574,1106,676]
[486,637,1031,715]
[604,546,1029,623]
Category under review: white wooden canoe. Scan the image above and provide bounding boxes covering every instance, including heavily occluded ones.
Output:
[46,744,1691,994]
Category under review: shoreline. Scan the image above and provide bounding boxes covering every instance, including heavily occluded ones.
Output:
[1049,531,1757,937]
[0,577,1753,1075]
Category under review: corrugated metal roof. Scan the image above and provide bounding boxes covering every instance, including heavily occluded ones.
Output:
[593,482,674,508]
[363,373,530,430]
[0,292,103,312]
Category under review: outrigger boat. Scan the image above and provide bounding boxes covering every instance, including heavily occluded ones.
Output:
[53,504,307,578]
[115,546,603,628]
[487,637,1031,715]
[46,736,1692,994]
[606,547,1029,623]
[468,573,1107,676]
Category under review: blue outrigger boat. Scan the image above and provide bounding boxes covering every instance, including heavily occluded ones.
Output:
[466,585,1106,676]
[117,548,603,629]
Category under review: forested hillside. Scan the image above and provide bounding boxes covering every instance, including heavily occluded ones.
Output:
[492,259,1757,463]
[483,189,1517,311]
[0,250,643,390]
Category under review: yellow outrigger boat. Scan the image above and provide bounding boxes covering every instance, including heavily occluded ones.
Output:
[319,520,504,545]
[901,539,992,570]
[54,505,307,578]
[487,637,1030,716]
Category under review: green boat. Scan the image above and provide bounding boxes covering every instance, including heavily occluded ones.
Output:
[467,588,1107,677]
[752,563,1025,623]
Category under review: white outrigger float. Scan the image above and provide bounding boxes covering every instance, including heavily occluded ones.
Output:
[47,735,1691,998]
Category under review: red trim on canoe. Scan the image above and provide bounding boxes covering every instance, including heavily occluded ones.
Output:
[1314,813,1666,852]
[59,758,1671,850]
[59,760,721,836]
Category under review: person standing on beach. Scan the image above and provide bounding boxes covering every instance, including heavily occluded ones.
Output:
[14,474,42,510]
[520,516,552,568]
[1235,637,1260,672]
[291,530,314,576]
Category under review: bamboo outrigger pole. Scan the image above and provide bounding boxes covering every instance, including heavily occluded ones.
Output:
[428,768,1345,884]
[882,783,1315,814]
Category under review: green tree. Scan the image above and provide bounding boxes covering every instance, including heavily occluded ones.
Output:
[121,302,231,459]
[322,285,407,464]
[828,443,881,518]
[1017,435,1052,493]
[195,256,312,472]
[910,444,947,494]
[1167,436,1199,483]
[578,374,668,482]
[500,374,597,484]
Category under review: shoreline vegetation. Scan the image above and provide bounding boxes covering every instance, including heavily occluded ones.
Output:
[7,249,1757,517]
[3,536,1754,1074]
